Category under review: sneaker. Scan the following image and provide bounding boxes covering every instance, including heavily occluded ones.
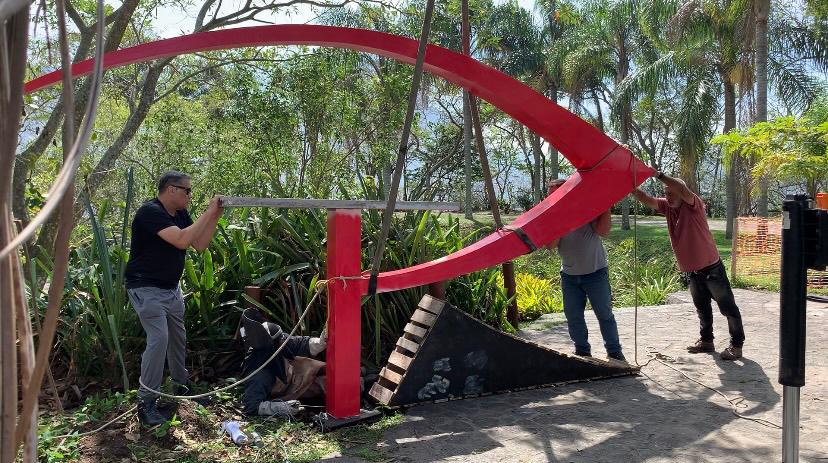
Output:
[608,351,627,362]
[686,339,715,354]
[574,350,592,357]
[137,397,167,426]
[173,380,212,406]
[720,345,743,361]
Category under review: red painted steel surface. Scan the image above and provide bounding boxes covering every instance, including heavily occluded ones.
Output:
[26,25,625,170]
[367,148,653,293]
[326,210,362,418]
[24,24,654,293]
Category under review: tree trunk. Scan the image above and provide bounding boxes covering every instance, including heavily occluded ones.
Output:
[724,81,737,239]
[463,92,473,218]
[679,146,700,194]
[591,89,604,132]
[546,3,560,183]
[469,95,518,328]
[755,0,770,216]
[530,133,544,203]
[616,36,631,230]
[462,0,473,219]
[33,58,171,256]
[11,32,94,228]
[548,83,560,181]
[1,7,31,461]
[12,0,139,256]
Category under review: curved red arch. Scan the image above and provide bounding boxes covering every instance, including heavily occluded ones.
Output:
[25,25,654,294]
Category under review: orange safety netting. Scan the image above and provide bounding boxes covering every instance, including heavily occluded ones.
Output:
[734,216,828,288]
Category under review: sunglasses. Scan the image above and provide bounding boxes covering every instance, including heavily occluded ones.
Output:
[170,184,192,195]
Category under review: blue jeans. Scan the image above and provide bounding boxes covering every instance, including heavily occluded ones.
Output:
[560,267,622,355]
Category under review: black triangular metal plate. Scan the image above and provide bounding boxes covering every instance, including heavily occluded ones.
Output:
[370,295,637,407]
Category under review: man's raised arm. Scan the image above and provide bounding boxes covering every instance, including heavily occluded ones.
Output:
[157,197,222,251]
[632,188,660,211]
[656,172,696,206]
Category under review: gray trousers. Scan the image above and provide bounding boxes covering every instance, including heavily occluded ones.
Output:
[127,286,189,399]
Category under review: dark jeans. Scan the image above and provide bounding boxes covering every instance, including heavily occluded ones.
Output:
[687,260,745,348]
[560,267,622,355]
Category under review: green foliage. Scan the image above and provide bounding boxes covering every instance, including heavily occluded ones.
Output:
[39,391,135,462]
[36,384,407,462]
[45,188,508,381]
[57,169,140,383]
[712,104,828,196]
[153,414,182,438]
[514,223,683,310]
[507,273,563,321]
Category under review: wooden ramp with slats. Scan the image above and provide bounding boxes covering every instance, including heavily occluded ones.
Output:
[369,295,638,407]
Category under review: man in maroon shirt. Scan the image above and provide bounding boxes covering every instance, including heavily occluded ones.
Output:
[633,172,745,361]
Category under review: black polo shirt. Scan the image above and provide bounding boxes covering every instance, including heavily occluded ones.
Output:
[125,198,193,289]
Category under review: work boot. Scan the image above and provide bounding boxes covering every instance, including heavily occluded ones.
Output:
[607,351,627,362]
[686,339,715,354]
[720,345,743,361]
[173,380,212,406]
[137,397,167,426]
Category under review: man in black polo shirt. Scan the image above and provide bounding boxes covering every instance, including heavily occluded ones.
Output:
[125,171,223,425]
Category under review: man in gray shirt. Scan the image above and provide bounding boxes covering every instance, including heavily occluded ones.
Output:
[547,179,625,362]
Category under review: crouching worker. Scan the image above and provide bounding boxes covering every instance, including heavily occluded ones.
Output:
[239,308,328,417]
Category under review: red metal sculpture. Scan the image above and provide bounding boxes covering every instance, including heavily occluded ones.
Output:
[25,25,654,418]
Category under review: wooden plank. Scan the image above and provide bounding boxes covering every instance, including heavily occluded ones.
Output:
[404,323,428,339]
[219,196,460,211]
[418,295,445,315]
[388,351,413,370]
[379,367,403,385]
[369,383,395,404]
[411,309,437,327]
[396,336,420,354]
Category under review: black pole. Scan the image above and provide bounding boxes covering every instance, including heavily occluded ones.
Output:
[779,194,809,462]
[779,195,807,387]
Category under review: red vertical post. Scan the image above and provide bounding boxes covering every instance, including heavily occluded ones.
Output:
[326,209,362,418]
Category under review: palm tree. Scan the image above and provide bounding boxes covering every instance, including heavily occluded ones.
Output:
[560,0,642,229]
[755,0,770,216]
[536,0,578,185]
[479,1,549,201]
[618,0,753,238]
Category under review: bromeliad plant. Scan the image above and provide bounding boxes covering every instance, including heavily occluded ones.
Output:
[509,273,563,321]
[40,171,521,384]
[59,169,140,391]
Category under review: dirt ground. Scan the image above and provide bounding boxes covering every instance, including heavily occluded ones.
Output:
[325,289,828,462]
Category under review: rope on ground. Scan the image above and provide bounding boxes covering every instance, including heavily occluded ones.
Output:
[139,277,343,400]
[48,275,361,439]
[50,405,138,441]
[642,348,782,429]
